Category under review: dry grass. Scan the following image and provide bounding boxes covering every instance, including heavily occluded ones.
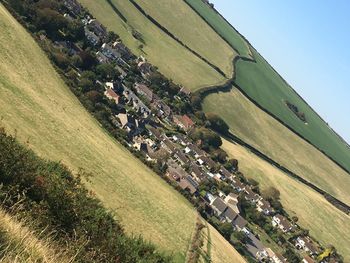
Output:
[134,0,236,78]
[221,137,350,261]
[0,209,71,263]
[203,88,350,206]
[0,4,197,260]
[78,0,226,91]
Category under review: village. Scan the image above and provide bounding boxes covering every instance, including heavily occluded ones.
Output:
[36,1,341,262]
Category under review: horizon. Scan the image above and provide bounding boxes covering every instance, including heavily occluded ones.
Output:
[212,0,350,145]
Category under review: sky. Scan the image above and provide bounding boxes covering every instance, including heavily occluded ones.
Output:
[211,0,350,144]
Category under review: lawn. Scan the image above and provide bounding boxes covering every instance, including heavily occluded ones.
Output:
[184,0,252,59]
[203,88,350,206]
[0,4,196,260]
[221,138,350,262]
[234,48,350,173]
[79,0,226,91]
[134,0,236,79]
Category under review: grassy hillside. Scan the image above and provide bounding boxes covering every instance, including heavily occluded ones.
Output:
[184,0,252,58]
[203,88,350,205]
[0,209,69,263]
[0,4,196,260]
[221,138,350,262]
[185,0,350,175]
[79,0,226,91]
[133,0,236,78]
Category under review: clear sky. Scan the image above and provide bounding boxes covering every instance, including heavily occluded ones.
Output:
[211,0,350,144]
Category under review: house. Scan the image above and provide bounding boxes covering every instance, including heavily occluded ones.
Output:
[222,207,238,223]
[117,113,144,137]
[138,61,153,78]
[231,215,247,231]
[199,156,217,171]
[188,144,205,158]
[115,65,127,79]
[189,163,205,182]
[210,197,227,217]
[272,214,293,233]
[101,43,121,61]
[256,199,273,215]
[244,187,261,203]
[134,83,154,102]
[96,51,109,64]
[219,167,231,179]
[87,19,107,38]
[84,27,100,46]
[231,178,245,192]
[161,138,177,154]
[63,0,82,15]
[174,149,190,166]
[296,236,319,256]
[147,126,163,141]
[245,233,267,260]
[224,193,240,214]
[104,89,120,104]
[166,166,188,182]
[151,98,172,118]
[302,256,315,263]
[179,176,198,195]
[173,115,195,131]
[176,134,191,146]
[112,41,133,60]
[123,87,150,117]
[266,248,287,263]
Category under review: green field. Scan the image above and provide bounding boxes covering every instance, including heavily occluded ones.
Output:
[134,0,236,78]
[79,0,227,91]
[221,138,350,262]
[0,4,196,260]
[184,0,252,58]
[203,88,350,205]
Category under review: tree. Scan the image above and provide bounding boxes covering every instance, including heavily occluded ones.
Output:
[190,127,222,149]
[206,113,229,134]
[96,64,118,80]
[225,158,238,171]
[35,8,67,39]
[261,186,280,201]
[78,50,97,70]
[79,78,93,92]
[218,222,233,239]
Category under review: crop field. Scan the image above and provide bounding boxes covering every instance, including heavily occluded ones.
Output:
[79,0,226,91]
[221,138,350,261]
[203,88,350,206]
[184,0,252,58]
[134,0,236,78]
[0,4,196,260]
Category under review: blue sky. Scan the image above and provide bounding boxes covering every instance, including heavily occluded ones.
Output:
[211,0,350,144]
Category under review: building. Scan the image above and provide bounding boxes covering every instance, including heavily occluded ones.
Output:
[161,138,177,154]
[173,115,195,131]
[272,214,293,233]
[244,187,261,203]
[189,163,205,182]
[174,149,190,166]
[138,61,153,78]
[231,178,246,192]
[112,41,133,60]
[224,193,240,214]
[134,83,154,102]
[179,176,198,195]
[302,256,315,263]
[256,199,273,215]
[231,215,247,231]
[117,113,144,137]
[104,89,120,104]
[87,19,107,38]
[63,0,82,15]
[296,236,319,256]
[84,27,100,46]
[210,197,227,217]
[101,43,121,61]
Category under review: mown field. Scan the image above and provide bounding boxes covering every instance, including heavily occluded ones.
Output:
[134,0,236,78]
[221,138,350,262]
[203,88,350,206]
[0,4,196,260]
[184,0,252,59]
[79,0,226,91]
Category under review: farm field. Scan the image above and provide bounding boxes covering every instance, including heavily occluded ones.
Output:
[221,138,350,261]
[0,4,196,260]
[134,0,236,78]
[203,88,350,206]
[79,0,226,91]
[184,0,252,58]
